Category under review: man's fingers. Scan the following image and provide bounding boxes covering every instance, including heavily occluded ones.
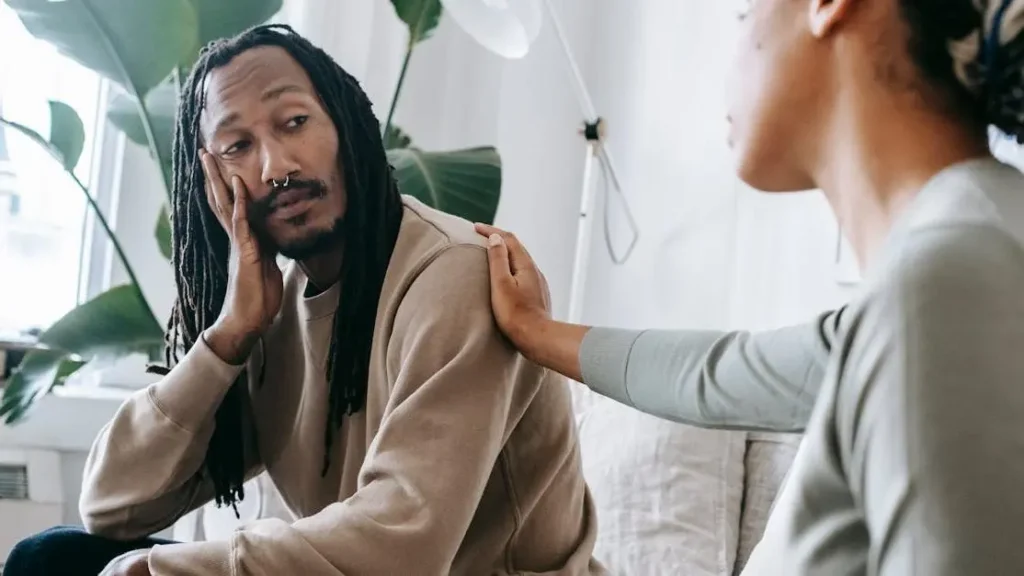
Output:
[202,151,232,227]
[231,175,251,237]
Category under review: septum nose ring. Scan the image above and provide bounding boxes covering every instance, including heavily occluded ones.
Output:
[272,175,290,189]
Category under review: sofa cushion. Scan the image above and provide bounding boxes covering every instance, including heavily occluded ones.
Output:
[733,433,800,575]
[577,396,746,575]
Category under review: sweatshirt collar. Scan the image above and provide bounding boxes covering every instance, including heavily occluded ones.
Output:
[301,274,341,321]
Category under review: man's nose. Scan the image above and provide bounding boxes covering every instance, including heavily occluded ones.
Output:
[260,138,301,189]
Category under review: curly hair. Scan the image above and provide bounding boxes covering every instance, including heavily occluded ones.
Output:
[900,1,1024,140]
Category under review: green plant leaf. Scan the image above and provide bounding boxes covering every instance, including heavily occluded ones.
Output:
[6,0,198,97]
[37,284,165,362]
[107,81,177,188]
[156,205,173,261]
[1,350,86,424]
[183,0,283,67]
[388,146,502,224]
[1,283,165,422]
[390,0,443,45]
[47,100,85,170]
[384,124,413,149]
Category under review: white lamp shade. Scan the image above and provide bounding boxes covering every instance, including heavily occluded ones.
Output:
[440,0,543,59]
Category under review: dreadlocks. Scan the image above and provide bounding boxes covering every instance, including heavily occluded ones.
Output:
[150,24,403,509]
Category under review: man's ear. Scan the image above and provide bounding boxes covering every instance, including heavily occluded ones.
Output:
[809,0,855,38]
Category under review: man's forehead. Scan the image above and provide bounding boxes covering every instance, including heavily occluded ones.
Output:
[199,46,316,134]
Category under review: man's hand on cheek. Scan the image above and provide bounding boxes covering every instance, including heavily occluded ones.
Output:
[100,549,152,576]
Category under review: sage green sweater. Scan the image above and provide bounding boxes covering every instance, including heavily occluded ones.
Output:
[581,158,1024,575]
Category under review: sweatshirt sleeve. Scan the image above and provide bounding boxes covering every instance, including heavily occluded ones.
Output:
[578,308,842,432]
[79,336,263,540]
[148,245,542,576]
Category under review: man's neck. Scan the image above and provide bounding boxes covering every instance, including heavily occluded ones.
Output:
[300,243,345,295]
[814,89,989,271]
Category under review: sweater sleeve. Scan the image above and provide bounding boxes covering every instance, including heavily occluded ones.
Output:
[148,245,543,576]
[578,309,842,432]
[79,336,263,540]
[836,225,1024,575]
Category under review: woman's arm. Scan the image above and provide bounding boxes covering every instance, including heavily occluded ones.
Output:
[512,312,839,431]
[577,311,839,431]
[477,223,840,432]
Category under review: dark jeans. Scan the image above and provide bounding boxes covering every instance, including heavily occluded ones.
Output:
[4,526,175,576]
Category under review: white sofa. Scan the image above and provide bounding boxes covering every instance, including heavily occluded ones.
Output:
[179,392,798,576]
[576,395,799,575]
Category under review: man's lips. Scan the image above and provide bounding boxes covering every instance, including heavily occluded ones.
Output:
[270,195,318,221]
[270,187,314,211]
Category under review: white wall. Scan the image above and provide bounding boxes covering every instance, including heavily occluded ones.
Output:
[568,1,855,331]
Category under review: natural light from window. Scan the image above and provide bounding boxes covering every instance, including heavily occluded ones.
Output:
[0,3,103,340]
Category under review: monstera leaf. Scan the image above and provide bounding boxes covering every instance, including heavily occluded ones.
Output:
[5,0,198,97]
[0,284,165,424]
[389,0,443,45]
[388,146,501,224]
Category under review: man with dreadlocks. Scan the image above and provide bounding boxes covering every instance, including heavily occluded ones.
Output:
[4,24,602,576]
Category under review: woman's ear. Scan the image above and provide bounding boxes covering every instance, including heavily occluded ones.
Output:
[809,0,856,38]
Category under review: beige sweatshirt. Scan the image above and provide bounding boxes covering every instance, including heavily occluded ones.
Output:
[80,197,603,576]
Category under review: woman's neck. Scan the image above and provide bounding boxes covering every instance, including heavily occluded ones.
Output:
[814,91,989,271]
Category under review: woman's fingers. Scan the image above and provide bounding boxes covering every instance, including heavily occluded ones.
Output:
[485,233,515,290]
[475,223,532,275]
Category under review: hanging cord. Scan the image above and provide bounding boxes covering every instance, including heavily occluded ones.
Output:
[583,119,639,265]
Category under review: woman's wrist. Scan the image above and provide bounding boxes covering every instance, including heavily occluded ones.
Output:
[515,315,589,383]
[509,311,549,363]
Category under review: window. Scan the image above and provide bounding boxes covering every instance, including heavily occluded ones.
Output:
[0,3,105,338]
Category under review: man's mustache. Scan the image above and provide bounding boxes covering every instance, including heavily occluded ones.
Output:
[249,178,327,219]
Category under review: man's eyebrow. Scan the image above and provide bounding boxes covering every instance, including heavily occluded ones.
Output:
[212,112,240,136]
[209,85,307,136]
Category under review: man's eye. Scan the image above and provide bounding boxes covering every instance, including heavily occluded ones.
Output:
[224,141,250,155]
[286,115,309,129]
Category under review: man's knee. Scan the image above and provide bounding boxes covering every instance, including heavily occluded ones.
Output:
[5,526,83,574]
[5,526,115,575]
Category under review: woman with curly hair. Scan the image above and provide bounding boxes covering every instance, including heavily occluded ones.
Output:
[478,1,1024,574]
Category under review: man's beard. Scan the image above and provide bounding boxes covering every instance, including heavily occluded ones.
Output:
[248,177,344,260]
[273,216,345,260]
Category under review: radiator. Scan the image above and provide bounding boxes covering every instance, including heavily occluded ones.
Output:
[0,449,63,563]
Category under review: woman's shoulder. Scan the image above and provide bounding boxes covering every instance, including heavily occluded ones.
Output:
[841,215,1024,363]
